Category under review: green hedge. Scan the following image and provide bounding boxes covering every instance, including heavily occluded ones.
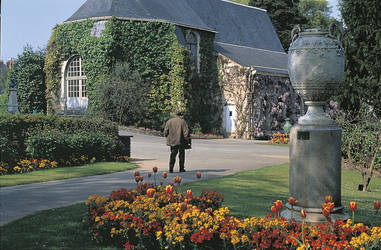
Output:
[0,114,120,161]
[25,130,118,162]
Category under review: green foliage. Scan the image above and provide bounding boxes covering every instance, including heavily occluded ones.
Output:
[45,18,222,132]
[93,61,149,125]
[25,130,118,162]
[299,0,333,28]
[248,0,307,51]
[336,0,381,117]
[9,45,47,113]
[0,61,9,94]
[0,114,120,161]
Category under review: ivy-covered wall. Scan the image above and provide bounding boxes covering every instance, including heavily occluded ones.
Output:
[44,18,222,132]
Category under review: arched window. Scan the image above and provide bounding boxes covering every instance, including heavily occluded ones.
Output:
[66,56,87,98]
[185,30,200,73]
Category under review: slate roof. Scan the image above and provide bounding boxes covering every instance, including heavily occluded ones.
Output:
[65,0,288,75]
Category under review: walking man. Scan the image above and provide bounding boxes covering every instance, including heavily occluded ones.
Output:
[164,110,190,173]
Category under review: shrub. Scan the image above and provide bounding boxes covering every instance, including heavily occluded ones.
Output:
[25,130,119,163]
[9,45,46,113]
[0,114,120,161]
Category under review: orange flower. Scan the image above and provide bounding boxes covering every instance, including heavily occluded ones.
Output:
[184,198,190,204]
[135,176,140,183]
[146,188,156,197]
[322,206,331,217]
[165,185,173,194]
[174,176,182,184]
[374,201,380,213]
[288,197,296,206]
[196,172,201,179]
[349,201,357,211]
[274,200,283,211]
[148,172,152,178]
[301,209,307,219]
[139,176,144,182]
[162,172,168,179]
[153,167,158,173]
[325,195,333,203]
[134,171,140,177]
[271,205,277,213]
[186,190,192,198]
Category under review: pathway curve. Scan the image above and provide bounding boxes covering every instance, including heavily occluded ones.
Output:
[0,132,289,226]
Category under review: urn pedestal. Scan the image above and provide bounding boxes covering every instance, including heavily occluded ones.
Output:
[280,24,349,223]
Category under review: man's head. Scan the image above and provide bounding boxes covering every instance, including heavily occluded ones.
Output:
[174,109,183,117]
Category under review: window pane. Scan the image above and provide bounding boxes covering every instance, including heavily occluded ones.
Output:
[66,56,87,98]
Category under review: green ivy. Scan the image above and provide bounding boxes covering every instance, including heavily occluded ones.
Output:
[44,18,222,132]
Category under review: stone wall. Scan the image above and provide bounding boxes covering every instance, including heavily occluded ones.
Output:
[218,54,303,139]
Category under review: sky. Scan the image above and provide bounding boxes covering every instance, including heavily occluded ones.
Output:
[0,0,341,61]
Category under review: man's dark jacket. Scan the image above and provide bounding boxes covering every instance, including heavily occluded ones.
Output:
[164,117,189,146]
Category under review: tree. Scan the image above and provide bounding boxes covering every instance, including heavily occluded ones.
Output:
[93,61,150,125]
[9,45,46,113]
[299,0,333,28]
[0,61,9,94]
[335,0,381,117]
[248,0,307,51]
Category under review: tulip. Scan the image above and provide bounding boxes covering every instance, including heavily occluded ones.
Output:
[300,209,307,219]
[196,172,201,179]
[153,167,158,173]
[186,190,192,198]
[146,188,156,197]
[160,181,163,186]
[325,195,333,203]
[322,206,331,218]
[135,176,140,183]
[134,171,140,177]
[165,185,173,194]
[139,176,144,182]
[349,201,357,223]
[184,198,190,204]
[274,200,283,211]
[374,201,380,214]
[271,205,277,214]
[162,172,168,179]
[148,172,151,178]
[288,197,296,206]
[349,201,357,211]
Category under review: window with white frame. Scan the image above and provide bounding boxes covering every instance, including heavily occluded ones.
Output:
[66,56,87,98]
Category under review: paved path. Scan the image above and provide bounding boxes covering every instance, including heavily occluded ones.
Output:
[0,132,289,226]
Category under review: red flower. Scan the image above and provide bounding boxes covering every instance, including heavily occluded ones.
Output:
[146,188,156,197]
[184,198,190,204]
[196,172,201,179]
[322,206,331,217]
[148,172,152,178]
[153,167,158,173]
[374,201,380,213]
[139,176,144,182]
[165,185,173,194]
[174,176,182,184]
[162,172,167,179]
[186,189,192,198]
[271,205,277,213]
[134,171,140,177]
[135,176,140,183]
[349,201,357,211]
[301,209,307,219]
[288,197,296,206]
[124,242,135,250]
[274,200,283,211]
[325,195,333,203]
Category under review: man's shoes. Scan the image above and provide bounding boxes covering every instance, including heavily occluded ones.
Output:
[169,169,173,173]
[180,169,186,172]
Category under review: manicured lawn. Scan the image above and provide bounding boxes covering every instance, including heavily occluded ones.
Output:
[255,142,290,147]
[0,162,137,187]
[0,164,380,249]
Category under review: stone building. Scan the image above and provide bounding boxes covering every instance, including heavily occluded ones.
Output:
[49,0,301,137]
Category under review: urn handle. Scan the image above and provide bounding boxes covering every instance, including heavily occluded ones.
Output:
[329,21,344,48]
[291,25,301,43]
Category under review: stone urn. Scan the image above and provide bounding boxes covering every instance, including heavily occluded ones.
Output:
[288,23,345,125]
[283,118,292,134]
[282,23,348,224]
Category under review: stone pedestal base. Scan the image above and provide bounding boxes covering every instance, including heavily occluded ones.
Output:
[280,203,349,224]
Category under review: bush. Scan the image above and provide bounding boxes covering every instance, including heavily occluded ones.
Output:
[25,130,118,163]
[0,114,120,161]
[9,45,46,113]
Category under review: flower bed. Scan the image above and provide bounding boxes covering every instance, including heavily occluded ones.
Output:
[271,132,290,144]
[0,155,130,175]
[84,173,381,249]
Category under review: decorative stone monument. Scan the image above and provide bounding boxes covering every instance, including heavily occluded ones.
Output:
[281,23,349,223]
[8,81,20,114]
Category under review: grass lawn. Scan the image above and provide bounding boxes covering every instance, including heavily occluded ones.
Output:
[255,142,290,147]
[0,162,137,187]
[0,164,380,249]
